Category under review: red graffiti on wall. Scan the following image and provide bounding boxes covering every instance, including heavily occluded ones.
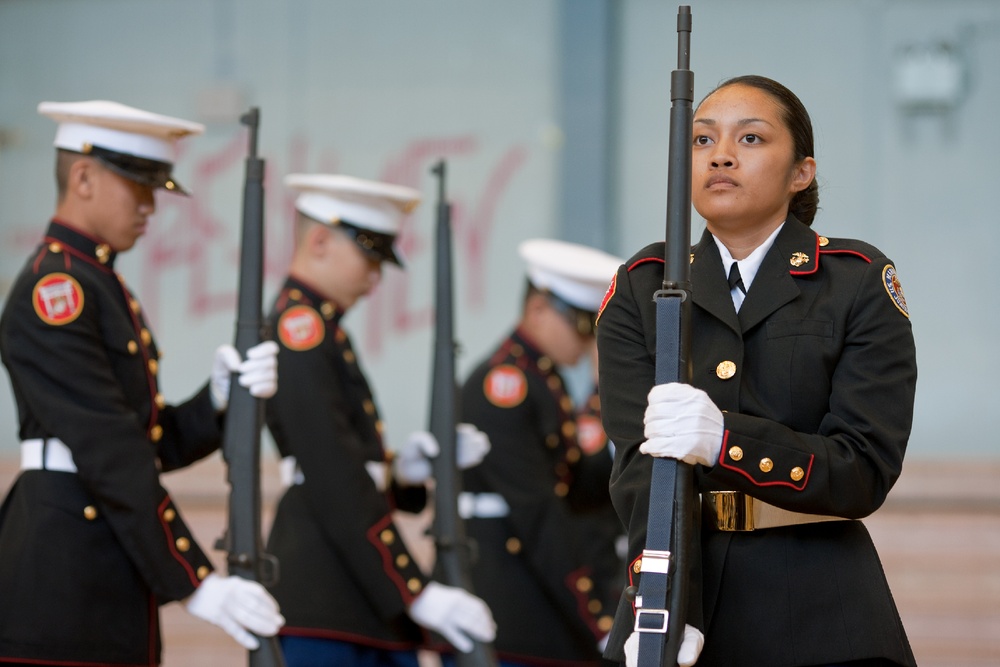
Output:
[122,128,527,357]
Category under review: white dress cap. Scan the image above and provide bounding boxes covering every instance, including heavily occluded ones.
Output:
[284,173,421,235]
[518,238,624,312]
[38,100,204,164]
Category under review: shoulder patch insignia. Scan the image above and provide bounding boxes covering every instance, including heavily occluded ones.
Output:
[882,264,909,318]
[278,305,325,351]
[484,364,528,408]
[32,273,84,326]
[576,413,607,455]
[595,273,617,326]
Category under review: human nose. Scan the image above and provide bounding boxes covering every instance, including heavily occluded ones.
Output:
[709,138,736,168]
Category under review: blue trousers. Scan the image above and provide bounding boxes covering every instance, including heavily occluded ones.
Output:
[279,635,421,667]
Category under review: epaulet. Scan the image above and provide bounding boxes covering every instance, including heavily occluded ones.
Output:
[816,234,883,263]
[624,242,666,273]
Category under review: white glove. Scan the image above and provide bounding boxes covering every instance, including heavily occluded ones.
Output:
[408,581,496,653]
[185,573,285,650]
[394,431,438,486]
[210,341,280,411]
[456,423,491,469]
[624,624,705,667]
[639,383,724,467]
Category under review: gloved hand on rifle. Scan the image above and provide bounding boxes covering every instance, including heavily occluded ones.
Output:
[640,382,724,467]
[210,341,280,411]
[185,573,285,650]
[407,581,496,653]
[393,424,492,486]
[623,624,704,667]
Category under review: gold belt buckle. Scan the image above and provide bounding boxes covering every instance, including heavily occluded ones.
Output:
[706,490,756,531]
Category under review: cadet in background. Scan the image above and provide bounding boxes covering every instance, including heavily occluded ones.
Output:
[0,100,283,666]
[459,238,624,667]
[264,173,496,667]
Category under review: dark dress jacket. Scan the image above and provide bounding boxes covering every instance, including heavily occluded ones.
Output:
[596,218,918,667]
[0,220,221,666]
[460,329,619,666]
[264,276,430,651]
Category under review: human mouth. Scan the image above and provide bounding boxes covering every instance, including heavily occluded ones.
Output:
[706,175,737,189]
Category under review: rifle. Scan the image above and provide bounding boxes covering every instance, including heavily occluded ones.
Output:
[427,160,499,667]
[635,7,696,666]
[218,107,286,667]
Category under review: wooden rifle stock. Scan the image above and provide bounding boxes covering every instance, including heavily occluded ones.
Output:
[219,108,286,667]
[427,160,498,666]
[636,7,696,666]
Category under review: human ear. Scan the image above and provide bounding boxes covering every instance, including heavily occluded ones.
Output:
[790,156,817,194]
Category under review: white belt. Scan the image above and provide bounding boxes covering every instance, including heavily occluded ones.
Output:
[21,438,77,473]
[458,492,510,519]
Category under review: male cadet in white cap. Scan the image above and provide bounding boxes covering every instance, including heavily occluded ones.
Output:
[459,238,626,667]
[263,173,496,666]
[0,100,284,666]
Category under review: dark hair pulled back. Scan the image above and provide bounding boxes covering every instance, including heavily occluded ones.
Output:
[701,75,819,225]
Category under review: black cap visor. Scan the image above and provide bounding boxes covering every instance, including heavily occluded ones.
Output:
[82,144,190,195]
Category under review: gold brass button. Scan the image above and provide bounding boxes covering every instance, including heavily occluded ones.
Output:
[818,236,830,247]
[565,447,581,464]
[155,393,166,409]
[95,244,111,264]
[148,359,158,374]
[598,616,614,633]
[588,599,602,614]
[375,420,385,435]
[407,578,423,594]
[509,344,523,357]
[728,446,744,461]
[537,357,552,372]
[289,289,303,301]
[561,421,576,438]
[149,425,163,443]
[320,302,335,319]
[127,340,139,355]
[790,466,805,482]
[163,508,176,522]
[554,482,569,497]
[380,529,395,545]
[559,396,573,411]
[506,537,522,554]
[140,329,152,345]
[759,458,774,473]
[48,242,63,253]
[633,559,642,574]
[396,554,410,568]
[335,329,347,343]
[546,376,562,390]
[197,566,210,580]
[716,360,737,380]
[546,434,560,448]
[363,399,375,415]
[83,505,98,520]
[175,537,190,552]
[130,299,141,314]
[343,350,355,364]
[576,576,593,593]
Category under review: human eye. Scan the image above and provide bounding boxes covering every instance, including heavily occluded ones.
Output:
[693,134,713,146]
[741,133,761,145]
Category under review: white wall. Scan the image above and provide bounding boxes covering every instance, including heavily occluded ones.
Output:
[1,0,997,460]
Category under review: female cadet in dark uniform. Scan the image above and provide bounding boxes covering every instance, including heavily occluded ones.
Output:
[596,76,918,667]
[0,100,283,666]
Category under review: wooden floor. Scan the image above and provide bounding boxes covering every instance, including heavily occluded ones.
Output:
[2,455,998,666]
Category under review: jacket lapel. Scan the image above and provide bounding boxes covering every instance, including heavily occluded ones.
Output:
[690,228,741,335]
[738,218,817,332]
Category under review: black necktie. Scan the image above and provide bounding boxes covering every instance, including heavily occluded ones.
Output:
[728,262,746,294]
